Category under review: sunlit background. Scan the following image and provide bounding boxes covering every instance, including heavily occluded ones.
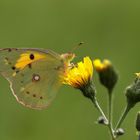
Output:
[0,0,140,140]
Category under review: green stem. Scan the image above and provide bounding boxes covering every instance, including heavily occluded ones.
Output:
[91,97,108,124]
[92,96,116,140]
[109,94,112,125]
[108,93,115,139]
[115,103,132,131]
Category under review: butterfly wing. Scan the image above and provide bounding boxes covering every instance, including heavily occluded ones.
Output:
[0,48,65,109]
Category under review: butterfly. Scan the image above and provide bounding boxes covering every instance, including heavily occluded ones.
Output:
[0,48,75,110]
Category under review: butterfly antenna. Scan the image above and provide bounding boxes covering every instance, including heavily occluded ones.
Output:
[70,42,85,53]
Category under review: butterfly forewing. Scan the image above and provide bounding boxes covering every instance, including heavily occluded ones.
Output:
[0,48,65,109]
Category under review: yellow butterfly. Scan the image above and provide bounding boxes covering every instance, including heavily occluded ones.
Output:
[0,48,75,110]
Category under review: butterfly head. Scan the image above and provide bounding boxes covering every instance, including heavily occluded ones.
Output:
[61,53,75,63]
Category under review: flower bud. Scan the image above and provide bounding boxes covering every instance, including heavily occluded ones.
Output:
[125,74,140,107]
[136,112,140,132]
[97,116,108,125]
[93,59,118,93]
[80,81,96,101]
[115,128,125,136]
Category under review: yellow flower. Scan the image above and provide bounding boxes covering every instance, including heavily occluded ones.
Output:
[93,59,118,93]
[63,56,93,89]
[93,59,111,72]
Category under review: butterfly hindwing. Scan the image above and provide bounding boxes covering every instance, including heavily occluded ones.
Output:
[0,48,64,109]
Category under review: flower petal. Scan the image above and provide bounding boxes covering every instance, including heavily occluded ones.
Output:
[63,56,93,89]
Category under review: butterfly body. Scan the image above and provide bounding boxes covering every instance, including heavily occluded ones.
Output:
[0,48,75,110]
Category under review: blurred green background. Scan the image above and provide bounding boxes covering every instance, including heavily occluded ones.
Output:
[0,0,140,140]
